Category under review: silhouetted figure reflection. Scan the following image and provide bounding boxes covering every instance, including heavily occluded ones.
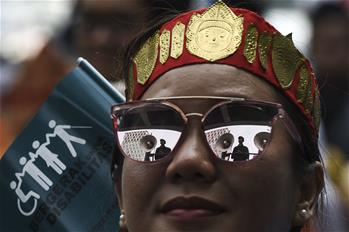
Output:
[155,139,171,160]
[221,151,230,160]
[144,151,155,162]
[232,136,249,161]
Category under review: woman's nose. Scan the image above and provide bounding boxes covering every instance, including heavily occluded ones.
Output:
[165,119,217,183]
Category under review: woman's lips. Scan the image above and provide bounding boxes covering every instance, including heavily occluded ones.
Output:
[161,196,224,220]
[166,209,218,219]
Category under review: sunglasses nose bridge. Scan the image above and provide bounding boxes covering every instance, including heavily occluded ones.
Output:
[185,113,204,117]
[182,114,207,143]
[166,118,217,183]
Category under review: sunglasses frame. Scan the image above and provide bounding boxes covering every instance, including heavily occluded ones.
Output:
[111,96,304,163]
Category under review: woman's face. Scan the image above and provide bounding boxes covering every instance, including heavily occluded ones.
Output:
[118,64,302,232]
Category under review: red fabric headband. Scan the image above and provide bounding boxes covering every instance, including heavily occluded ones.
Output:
[128,1,320,136]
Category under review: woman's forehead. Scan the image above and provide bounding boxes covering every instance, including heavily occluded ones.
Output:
[141,64,282,104]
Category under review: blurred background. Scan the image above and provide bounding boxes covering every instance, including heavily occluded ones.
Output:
[0,0,348,230]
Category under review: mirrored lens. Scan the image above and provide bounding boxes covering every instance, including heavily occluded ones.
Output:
[117,129,180,161]
[204,102,276,162]
[205,125,272,161]
[114,104,184,161]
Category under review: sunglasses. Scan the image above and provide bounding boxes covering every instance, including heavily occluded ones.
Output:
[111,96,303,163]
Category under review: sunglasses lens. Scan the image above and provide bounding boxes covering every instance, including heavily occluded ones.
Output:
[114,104,184,161]
[204,103,277,162]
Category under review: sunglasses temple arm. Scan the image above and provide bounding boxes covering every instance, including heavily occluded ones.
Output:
[278,110,305,155]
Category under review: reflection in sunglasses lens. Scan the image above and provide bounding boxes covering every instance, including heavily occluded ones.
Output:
[118,129,181,161]
[115,104,184,161]
[114,101,277,162]
[204,102,275,162]
[254,132,270,151]
[205,125,271,162]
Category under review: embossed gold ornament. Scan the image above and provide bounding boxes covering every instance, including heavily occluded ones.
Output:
[160,29,170,64]
[127,63,135,100]
[133,31,160,85]
[312,88,321,131]
[296,64,310,103]
[186,1,244,61]
[258,33,272,70]
[171,22,185,59]
[244,24,258,64]
[272,33,304,89]
[304,78,314,114]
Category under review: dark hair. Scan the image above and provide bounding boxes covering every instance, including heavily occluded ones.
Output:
[111,12,177,182]
[121,14,178,100]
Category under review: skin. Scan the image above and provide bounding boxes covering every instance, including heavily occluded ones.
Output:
[116,64,323,232]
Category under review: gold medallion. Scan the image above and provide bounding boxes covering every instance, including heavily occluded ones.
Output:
[186,1,244,61]
[272,33,304,89]
[133,31,160,85]
[296,64,309,103]
[171,22,185,59]
[127,63,135,100]
[159,29,170,64]
[244,24,258,64]
[258,32,272,70]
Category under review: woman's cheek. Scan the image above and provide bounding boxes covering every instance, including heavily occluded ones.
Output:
[122,160,166,207]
